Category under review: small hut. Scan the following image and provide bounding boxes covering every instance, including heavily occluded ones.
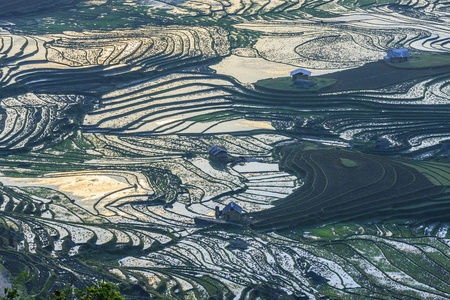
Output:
[384,48,410,63]
[221,202,243,222]
[290,69,311,80]
[208,145,228,163]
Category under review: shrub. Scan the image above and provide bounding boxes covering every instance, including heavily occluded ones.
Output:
[0,288,19,300]
[1,282,123,300]
[75,282,123,300]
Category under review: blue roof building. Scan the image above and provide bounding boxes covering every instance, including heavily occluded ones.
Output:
[221,202,243,222]
[222,201,242,215]
[290,69,311,77]
[384,48,410,63]
[208,145,228,156]
[208,145,228,163]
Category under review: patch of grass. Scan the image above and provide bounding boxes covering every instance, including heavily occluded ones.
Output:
[386,53,450,69]
[339,158,359,168]
[254,77,336,92]
[302,222,364,240]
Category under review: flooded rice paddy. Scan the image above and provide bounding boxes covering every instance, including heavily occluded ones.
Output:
[0,0,450,298]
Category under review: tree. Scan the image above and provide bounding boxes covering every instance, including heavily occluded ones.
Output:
[0,288,19,300]
[1,282,123,300]
[76,282,123,300]
[50,286,74,300]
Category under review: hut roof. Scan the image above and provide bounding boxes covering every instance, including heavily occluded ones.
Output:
[222,201,242,214]
[290,69,311,77]
[208,145,228,156]
[387,48,410,58]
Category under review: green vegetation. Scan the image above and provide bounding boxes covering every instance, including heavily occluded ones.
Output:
[338,158,358,168]
[400,160,450,186]
[254,77,336,92]
[386,53,450,69]
[250,148,450,229]
[1,288,19,300]
[0,282,123,300]
[75,282,123,300]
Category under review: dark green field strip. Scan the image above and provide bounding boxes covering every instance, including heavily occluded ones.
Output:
[337,158,436,205]
[324,188,449,219]
[319,186,444,219]
[250,148,450,229]
[388,163,417,190]
[401,161,450,186]
[321,242,419,299]
[373,241,450,295]
[318,285,393,300]
[308,151,393,203]
[414,242,450,270]
[259,149,392,215]
[279,151,317,201]
[347,238,450,297]
[419,162,450,177]
[411,170,447,187]
[396,244,450,286]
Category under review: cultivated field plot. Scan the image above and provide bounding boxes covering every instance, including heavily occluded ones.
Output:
[250,148,450,228]
[118,222,450,299]
[0,0,449,298]
[0,93,83,151]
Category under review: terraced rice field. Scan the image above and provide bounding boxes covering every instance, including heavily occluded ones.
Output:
[251,148,450,228]
[0,0,449,298]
